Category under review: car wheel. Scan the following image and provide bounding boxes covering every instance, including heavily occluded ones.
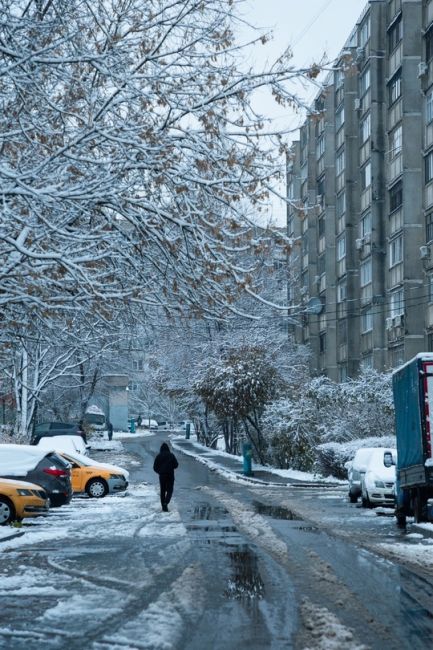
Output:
[361,493,372,508]
[349,493,358,504]
[86,478,108,498]
[0,497,15,525]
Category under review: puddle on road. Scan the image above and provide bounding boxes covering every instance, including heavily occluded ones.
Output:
[224,544,265,606]
[253,501,301,520]
[191,503,228,520]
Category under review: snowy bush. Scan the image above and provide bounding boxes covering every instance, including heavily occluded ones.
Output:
[315,435,397,479]
[260,395,324,471]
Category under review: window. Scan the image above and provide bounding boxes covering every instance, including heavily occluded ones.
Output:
[389,125,402,160]
[427,90,433,124]
[336,150,345,176]
[337,235,346,261]
[319,333,326,353]
[388,70,401,105]
[360,212,372,237]
[429,274,433,302]
[337,280,347,303]
[316,134,325,158]
[361,308,373,333]
[426,27,433,62]
[360,258,372,287]
[427,212,433,242]
[338,365,348,382]
[426,151,433,183]
[336,192,346,217]
[317,254,325,275]
[318,217,325,238]
[361,162,372,190]
[359,18,370,47]
[390,288,404,317]
[335,68,344,90]
[389,235,403,267]
[360,114,371,144]
[360,67,371,96]
[132,359,144,371]
[389,181,403,212]
[388,15,402,53]
[336,107,345,131]
[361,354,373,369]
[128,382,139,392]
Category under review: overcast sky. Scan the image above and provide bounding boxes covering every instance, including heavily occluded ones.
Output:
[238,0,368,224]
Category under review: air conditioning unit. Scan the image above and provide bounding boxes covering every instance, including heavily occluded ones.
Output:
[386,317,393,330]
[418,62,428,78]
[354,98,361,111]
[355,238,364,250]
[364,232,372,245]
[420,245,431,259]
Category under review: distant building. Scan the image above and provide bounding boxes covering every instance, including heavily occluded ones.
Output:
[287,0,433,378]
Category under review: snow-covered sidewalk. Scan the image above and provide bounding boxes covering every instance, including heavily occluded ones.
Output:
[171,437,343,487]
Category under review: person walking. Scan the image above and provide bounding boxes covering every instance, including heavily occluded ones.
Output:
[153,442,179,512]
[107,420,113,441]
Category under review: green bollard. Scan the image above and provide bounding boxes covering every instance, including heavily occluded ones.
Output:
[242,442,253,476]
[129,418,136,433]
[185,423,191,439]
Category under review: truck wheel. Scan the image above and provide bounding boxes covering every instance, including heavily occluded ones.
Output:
[396,513,406,528]
[412,492,426,523]
[349,494,358,504]
[361,494,372,508]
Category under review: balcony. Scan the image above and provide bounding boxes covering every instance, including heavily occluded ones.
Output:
[389,263,403,288]
[389,154,403,183]
[388,43,402,78]
[426,181,433,209]
[361,187,372,211]
[389,99,402,131]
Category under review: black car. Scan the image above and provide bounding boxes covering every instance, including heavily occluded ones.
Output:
[31,422,86,445]
[0,445,73,507]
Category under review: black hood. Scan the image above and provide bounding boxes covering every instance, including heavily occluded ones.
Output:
[160,442,170,453]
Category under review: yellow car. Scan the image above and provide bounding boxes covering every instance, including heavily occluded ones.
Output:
[59,451,129,498]
[0,478,49,524]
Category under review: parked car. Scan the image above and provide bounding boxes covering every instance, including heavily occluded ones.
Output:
[0,478,49,525]
[37,434,88,456]
[83,405,106,431]
[140,419,158,430]
[0,445,72,507]
[178,420,196,434]
[31,422,86,445]
[157,421,172,430]
[347,448,376,503]
[58,451,129,498]
[361,448,397,508]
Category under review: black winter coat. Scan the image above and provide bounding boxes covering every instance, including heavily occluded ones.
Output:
[153,443,179,478]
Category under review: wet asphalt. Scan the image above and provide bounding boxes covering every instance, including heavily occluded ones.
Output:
[1,433,433,649]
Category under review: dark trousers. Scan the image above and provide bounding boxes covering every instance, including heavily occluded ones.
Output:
[159,474,174,506]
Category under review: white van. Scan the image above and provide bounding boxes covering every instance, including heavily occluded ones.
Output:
[347,448,375,503]
[141,418,158,430]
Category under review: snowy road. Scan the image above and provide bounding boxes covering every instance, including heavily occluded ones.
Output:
[1,434,433,649]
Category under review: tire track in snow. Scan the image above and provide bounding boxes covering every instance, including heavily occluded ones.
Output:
[94,565,206,650]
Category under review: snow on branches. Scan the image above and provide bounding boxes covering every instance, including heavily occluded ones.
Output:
[0,0,320,329]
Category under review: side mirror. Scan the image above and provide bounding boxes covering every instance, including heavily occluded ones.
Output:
[344,460,352,470]
[383,451,395,468]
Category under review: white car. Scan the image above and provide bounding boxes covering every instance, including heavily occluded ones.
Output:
[347,448,375,503]
[37,435,89,456]
[361,448,397,508]
[178,420,196,434]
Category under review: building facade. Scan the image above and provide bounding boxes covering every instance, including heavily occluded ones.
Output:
[287,0,433,379]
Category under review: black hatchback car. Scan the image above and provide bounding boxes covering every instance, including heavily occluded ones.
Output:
[0,445,73,507]
[31,422,86,445]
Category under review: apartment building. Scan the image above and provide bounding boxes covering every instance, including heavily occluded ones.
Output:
[287,0,433,378]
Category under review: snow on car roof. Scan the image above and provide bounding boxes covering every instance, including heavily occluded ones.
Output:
[60,450,129,479]
[0,477,46,490]
[365,448,397,477]
[37,435,86,455]
[392,352,433,375]
[0,444,51,475]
